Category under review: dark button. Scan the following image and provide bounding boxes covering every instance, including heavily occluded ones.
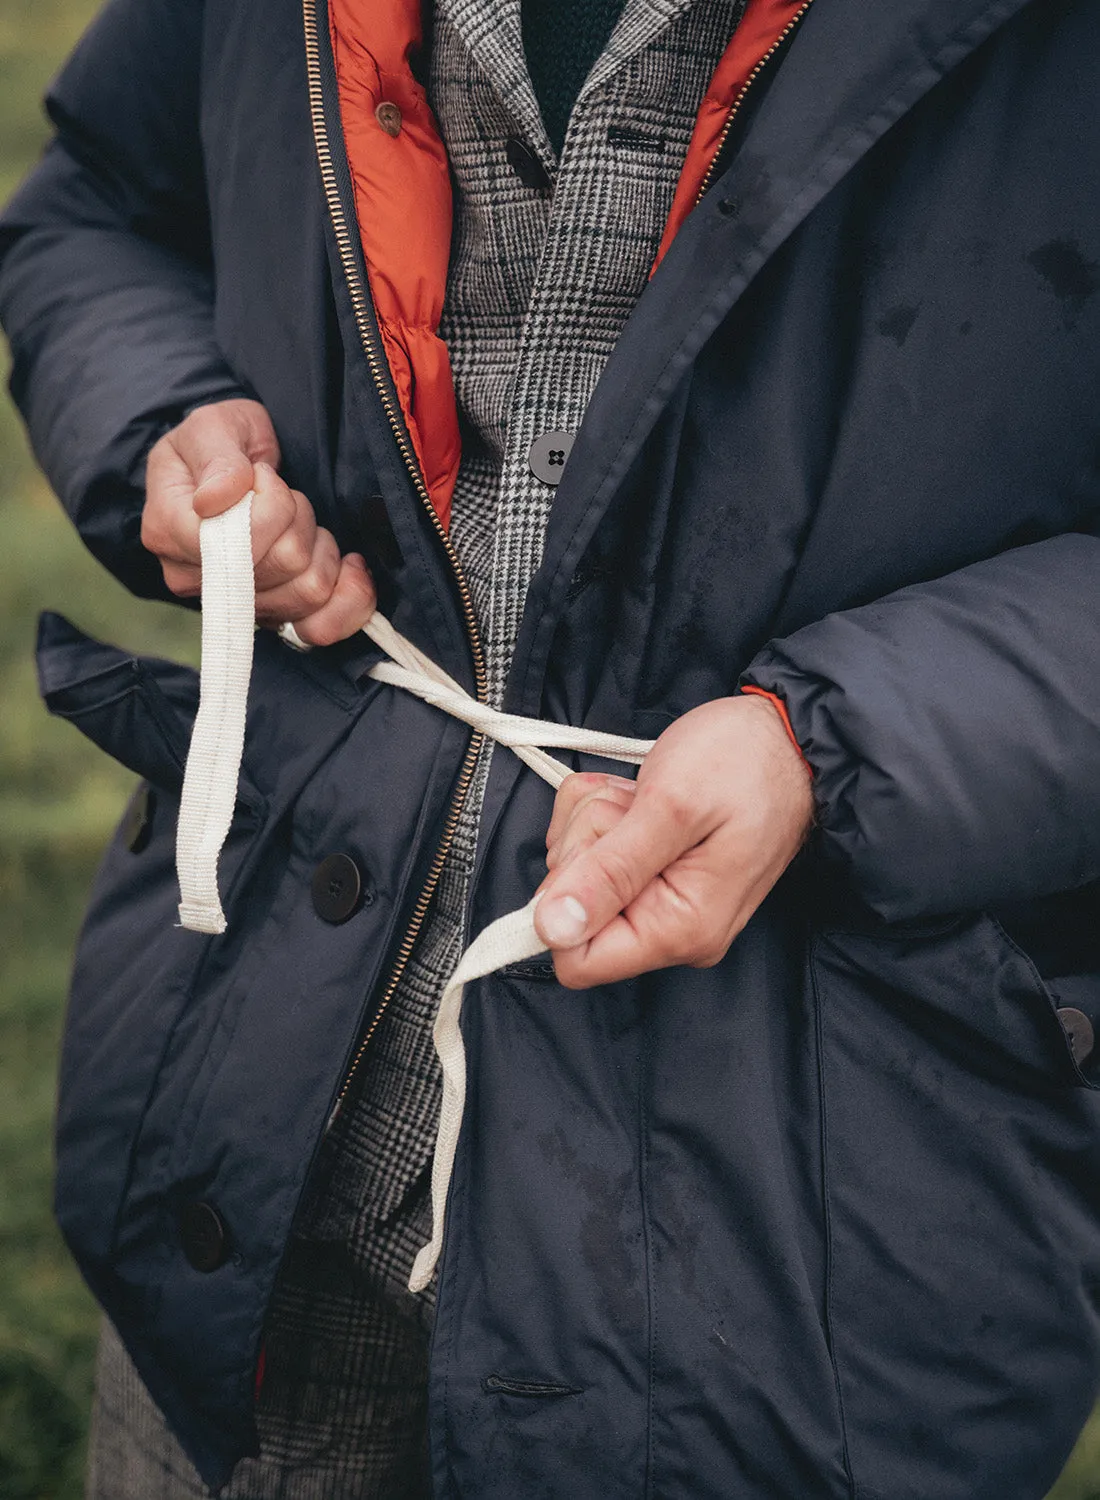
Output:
[375,101,402,137]
[505,137,551,191]
[311,853,364,924]
[179,1201,229,1273]
[123,783,155,854]
[1057,1007,1095,1065]
[529,431,576,485]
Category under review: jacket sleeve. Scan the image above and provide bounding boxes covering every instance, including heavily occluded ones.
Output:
[741,533,1100,920]
[0,0,249,599]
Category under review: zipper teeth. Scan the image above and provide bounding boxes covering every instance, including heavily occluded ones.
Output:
[304,0,487,1112]
[694,0,815,207]
[332,737,482,1113]
[303,0,486,698]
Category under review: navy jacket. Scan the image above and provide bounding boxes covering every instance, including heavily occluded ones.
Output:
[3,0,1100,1494]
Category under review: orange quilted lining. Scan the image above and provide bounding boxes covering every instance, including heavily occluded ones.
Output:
[329,0,459,527]
[330,0,802,527]
[654,0,809,268]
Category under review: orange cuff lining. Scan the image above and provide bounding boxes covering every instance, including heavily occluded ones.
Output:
[741,685,812,775]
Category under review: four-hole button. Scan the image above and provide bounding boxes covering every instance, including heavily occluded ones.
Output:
[528,431,576,485]
[312,853,366,924]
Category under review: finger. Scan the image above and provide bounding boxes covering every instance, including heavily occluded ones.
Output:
[545,782,636,871]
[253,478,316,587]
[254,526,342,623]
[291,554,378,646]
[545,771,637,851]
[143,440,204,565]
[174,401,280,518]
[551,850,733,988]
[535,784,705,952]
[160,560,202,599]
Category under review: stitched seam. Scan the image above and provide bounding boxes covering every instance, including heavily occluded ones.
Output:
[641,994,656,1500]
[811,936,858,1499]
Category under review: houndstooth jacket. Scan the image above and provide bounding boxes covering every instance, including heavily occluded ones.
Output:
[86,0,746,1493]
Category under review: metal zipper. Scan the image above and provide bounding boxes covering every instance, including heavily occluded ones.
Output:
[694,0,815,207]
[303,0,488,1118]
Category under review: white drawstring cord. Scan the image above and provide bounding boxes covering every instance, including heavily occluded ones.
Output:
[176,494,255,935]
[175,495,654,1290]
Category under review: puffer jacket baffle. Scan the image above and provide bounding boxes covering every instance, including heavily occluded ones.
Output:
[2,0,1100,1496]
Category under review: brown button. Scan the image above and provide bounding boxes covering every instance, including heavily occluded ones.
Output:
[1057,1007,1095,1065]
[375,102,402,137]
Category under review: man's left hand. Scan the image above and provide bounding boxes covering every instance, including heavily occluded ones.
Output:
[533,696,814,987]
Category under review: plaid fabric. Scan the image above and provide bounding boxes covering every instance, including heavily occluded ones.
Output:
[86,1,741,1492]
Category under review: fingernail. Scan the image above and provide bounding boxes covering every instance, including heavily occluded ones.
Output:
[538,894,588,948]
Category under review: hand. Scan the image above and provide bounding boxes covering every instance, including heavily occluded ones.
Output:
[533,696,814,987]
[141,397,376,644]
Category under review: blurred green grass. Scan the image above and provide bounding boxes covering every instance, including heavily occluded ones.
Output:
[0,1,1098,1497]
[1,3,198,1493]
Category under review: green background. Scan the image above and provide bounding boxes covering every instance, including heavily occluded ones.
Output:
[0,1,1096,1495]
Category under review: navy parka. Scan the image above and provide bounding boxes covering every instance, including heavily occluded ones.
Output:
[2,0,1100,1495]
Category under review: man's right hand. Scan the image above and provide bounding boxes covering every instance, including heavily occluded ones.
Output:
[141,398,376,645]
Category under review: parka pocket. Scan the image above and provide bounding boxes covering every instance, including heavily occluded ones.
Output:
[36,611,197,791]
[811,914,1100,1500]
[36,612,263,1273]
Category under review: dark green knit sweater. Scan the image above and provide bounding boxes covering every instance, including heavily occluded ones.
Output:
[521,0,627,155]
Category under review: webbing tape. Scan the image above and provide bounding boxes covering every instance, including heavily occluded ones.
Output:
[176,495,654,1290]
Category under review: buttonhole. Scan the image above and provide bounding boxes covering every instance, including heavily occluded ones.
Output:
[484,1373,583,1398]
[500,956,558,982]
[607,125,665,154]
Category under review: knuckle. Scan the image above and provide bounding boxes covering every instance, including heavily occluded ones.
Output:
[163,566,198,599]
[552,954,588,991]
[295,569,334,612]
[270,529,312,578]
[690,942,726,970]
[646,781,693,832]
[592,845,639,910]
[687,920,729,969]
[298,615,341,648]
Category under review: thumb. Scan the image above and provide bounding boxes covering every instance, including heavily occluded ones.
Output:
[190,442,256,518]
[169,407,269,519]
[534,788,697,951]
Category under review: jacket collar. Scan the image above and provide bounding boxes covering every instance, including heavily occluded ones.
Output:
[508,0,1036,715]
[434,0,710,168]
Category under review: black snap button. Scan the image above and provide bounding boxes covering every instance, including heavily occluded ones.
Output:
[123,783,155,854]
[311,853,364,924]
[1057,1006,1095,1065]
[505,138,551,191]
[528,430,576,485]
[375,101,402,137]
[179,1201,229,1273]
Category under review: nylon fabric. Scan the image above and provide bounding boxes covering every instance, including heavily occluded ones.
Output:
[176,499,653,1290]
